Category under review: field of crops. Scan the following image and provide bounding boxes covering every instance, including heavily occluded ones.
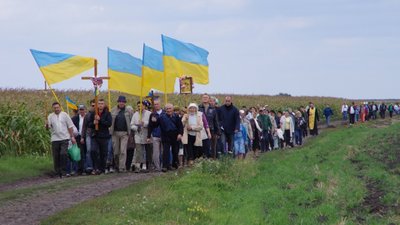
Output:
[0,88,347,157]
[1,88,346,116]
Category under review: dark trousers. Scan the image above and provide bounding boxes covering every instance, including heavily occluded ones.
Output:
[389,111,393,118]
[162,132,179,169]
[284,130,293,147]
[302,127,308,138]
[252,134,260,151]
[76,135,86,174]
[380,111,386,119]
[349,114,355,124]
[202,138,211,158]
[268,132,274,150]
[210,131,218,159]
[126,147,134,170]
[260,130,269,152]
[92,137,109,172]
[51,140,69,176]
[186,135,201,160]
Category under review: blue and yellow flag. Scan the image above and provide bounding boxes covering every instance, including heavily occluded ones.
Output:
[30,49,95,85]
[142,44,175,93]
[65,96,78,110]
[108,48,150,97]
[161,35,209,85]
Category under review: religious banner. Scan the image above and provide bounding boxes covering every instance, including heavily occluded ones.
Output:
[179,76,193,94]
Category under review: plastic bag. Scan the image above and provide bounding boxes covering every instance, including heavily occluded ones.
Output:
[68,144,81,162]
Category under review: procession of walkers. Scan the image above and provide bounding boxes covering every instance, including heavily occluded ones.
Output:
[46,95,399,177]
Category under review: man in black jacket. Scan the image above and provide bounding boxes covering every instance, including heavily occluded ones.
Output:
[88,99,112,174]
[198,94,220,159]
[218,96,240,155]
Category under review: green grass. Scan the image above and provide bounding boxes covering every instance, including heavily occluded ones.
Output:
[42,121,400,225]
[0,155,52,184]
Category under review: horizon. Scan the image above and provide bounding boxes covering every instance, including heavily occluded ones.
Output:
[2,87,400,102]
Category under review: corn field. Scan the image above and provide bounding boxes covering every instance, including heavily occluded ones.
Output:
[0,102,50,156]
[0,88,348,156]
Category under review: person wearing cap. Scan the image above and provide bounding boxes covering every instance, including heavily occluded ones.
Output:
[181,103,204,165]
[110,95,133,173]
[131,100,152,172]
[71,103,87,174]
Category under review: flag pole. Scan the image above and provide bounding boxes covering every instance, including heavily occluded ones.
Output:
[161,35,168,104]
[46,82,64,111]
[94,59,99,130]
[107,48,112,109]
[43,81,48,122]
[66,98,70,116]
[140,44,145,120]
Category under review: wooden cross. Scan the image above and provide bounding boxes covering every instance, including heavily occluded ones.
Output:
[81,59,110,130]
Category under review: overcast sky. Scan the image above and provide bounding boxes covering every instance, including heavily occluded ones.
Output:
[1,0,399,99]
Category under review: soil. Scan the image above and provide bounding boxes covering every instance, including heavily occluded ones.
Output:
[0,172,159,225]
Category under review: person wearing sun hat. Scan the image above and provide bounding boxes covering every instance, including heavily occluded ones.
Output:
[181,103,204,166]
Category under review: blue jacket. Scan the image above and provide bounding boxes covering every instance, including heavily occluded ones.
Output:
[147,110,165,138]
[218,104,240,135]
[323,107,333,118]
[158,113,183,141]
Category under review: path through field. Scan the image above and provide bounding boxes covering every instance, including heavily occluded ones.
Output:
[0,119,365,225]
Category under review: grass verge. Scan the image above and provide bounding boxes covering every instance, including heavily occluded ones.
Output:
[0,155,52,185]
[42,120,400,225]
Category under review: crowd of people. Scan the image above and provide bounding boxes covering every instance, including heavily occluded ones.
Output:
[46,94,397,177]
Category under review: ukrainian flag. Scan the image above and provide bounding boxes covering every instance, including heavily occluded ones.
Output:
[108,48,150,96]
[142,44,175,93]
[161,35,209,85]
[65,96,78,110]
[30,49,94,85]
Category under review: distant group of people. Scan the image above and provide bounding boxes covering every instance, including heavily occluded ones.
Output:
[339,101,399,125]
[46,95,396,178]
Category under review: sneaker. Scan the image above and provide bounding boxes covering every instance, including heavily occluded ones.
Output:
[109,167,115,173]
[161,168,168,173]
[65,173,71,177]
[105,169,109,174]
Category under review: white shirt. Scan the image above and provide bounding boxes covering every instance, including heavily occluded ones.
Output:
[48,111,74,142]
[79,115,85,135]
[349,106,355,114]
[341,105,348,113]
[188,114,197,136]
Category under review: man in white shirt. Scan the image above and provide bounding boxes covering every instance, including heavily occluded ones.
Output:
[341,103,348,121]
[46,102,76,178]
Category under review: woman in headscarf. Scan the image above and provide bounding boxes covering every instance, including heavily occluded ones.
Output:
[181,103,204,166]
